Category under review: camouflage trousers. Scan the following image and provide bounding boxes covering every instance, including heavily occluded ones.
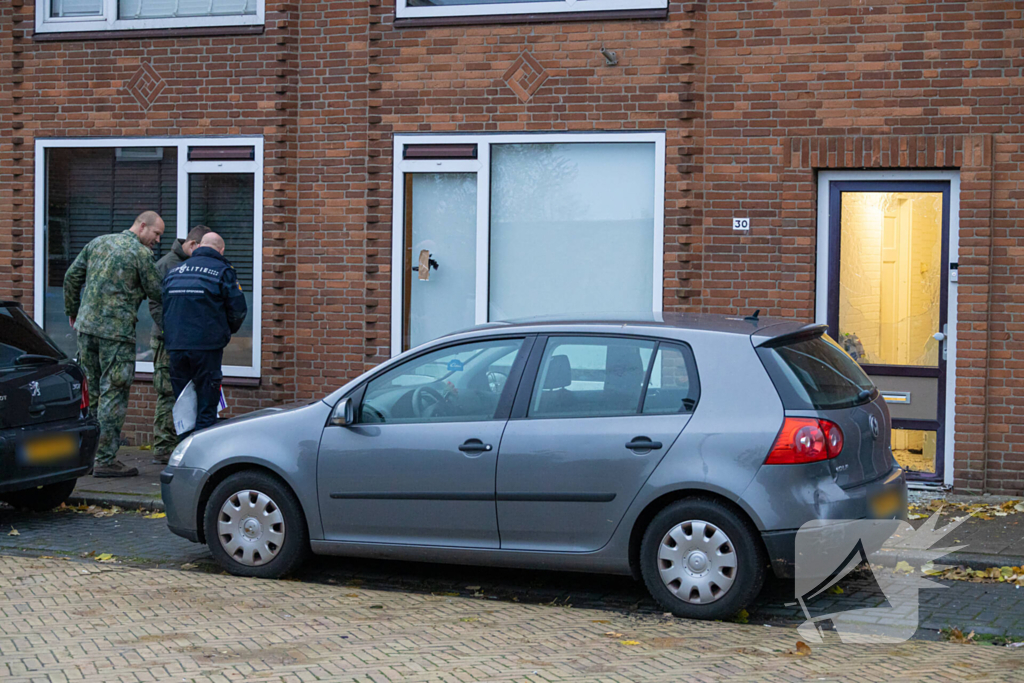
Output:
[77,333,135,466]
[151,335,178,457]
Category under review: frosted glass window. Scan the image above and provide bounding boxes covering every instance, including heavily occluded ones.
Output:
[51,0,103,16]
[119,0,256,19]
[489,143,656,321]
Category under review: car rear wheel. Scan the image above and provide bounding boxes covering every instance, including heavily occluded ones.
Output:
[640,498,765,620]
[203,471,308,579]
[2,479,77,512]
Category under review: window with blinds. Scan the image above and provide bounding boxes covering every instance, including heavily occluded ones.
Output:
[43,145,259,372]
[38,0,263,32]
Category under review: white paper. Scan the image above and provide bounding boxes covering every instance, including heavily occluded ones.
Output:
[172,381,197,435]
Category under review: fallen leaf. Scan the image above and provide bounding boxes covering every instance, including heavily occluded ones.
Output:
[465,585,481,591]
[796,641,812,656]
[590,620,611,624]
[733,608,750,624]
[344,593,359,598]
[895,561,915,573]
[604,631,625,638]
[828,585,844,595]
[7,528,19,536]
[460,617,477,622]
[95,553,115,563]
[143,512,166,519]
[619,640,641,646]
[908,513,929,520]
[180,562,198,570]
[1015,502,1024,513]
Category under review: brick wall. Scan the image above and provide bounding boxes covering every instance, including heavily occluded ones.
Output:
[703,0,1024,493]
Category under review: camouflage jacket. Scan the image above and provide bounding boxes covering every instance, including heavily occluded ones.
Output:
[149,238,189,340]
[63,230,163,344]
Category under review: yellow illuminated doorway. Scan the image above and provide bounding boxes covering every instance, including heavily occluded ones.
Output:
[827,183,951,480]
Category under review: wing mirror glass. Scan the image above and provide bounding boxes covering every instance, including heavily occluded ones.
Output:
[331,397,355,427]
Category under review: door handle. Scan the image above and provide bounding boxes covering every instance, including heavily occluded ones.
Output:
[459,439,493,454]
[29,406,46,417]
[932,332,946,342]
[626,437,662,451]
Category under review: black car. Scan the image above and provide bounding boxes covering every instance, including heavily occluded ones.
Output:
[0,301,98,511]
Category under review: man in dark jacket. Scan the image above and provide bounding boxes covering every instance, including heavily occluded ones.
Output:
[149,224,210,464]
[162,232,247,432]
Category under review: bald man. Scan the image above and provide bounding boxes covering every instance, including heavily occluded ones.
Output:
[161,231,248,432]
[63,211,165,477]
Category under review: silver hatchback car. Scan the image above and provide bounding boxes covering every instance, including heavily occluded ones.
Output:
[162,315,907,619]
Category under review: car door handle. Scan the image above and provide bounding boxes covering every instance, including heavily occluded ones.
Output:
[626,437,662,451]
[458,439,493,454]
[29,406,46,417]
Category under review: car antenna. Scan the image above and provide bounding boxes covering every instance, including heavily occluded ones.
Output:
[743,309,760,323]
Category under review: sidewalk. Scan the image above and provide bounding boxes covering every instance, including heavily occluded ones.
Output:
[70,449,1024,569]
[70,447,164,511]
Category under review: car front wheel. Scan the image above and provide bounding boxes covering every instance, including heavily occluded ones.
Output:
[640,498,765,620]
[203,470,309,579]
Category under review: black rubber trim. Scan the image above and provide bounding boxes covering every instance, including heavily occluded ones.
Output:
[330,492,493,501]
[329,491,616,502]
[498,492,616,503]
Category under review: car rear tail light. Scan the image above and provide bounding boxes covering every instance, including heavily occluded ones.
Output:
[80,375,90,412]
[765,417,844,465]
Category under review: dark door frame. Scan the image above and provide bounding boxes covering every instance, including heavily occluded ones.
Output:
[826,180,951,483]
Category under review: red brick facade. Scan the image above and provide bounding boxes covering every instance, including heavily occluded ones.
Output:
[1,1,1021,494]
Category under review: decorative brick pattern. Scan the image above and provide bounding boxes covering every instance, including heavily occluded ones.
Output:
[124,63,166,111]
[503,51,549,102]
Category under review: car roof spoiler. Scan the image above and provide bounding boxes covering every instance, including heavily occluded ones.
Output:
[755,323,829,348]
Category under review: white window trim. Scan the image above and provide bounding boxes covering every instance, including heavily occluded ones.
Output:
[396,0,665,20]
[33,136,265,379]
[391,131,667,358]
[816,170,960,488]
[36,0,264,33]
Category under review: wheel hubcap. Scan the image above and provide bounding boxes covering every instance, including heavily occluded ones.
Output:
[658,520,737,604]
[217,489,285,567]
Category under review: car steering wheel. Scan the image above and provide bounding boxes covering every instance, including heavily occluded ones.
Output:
[412,385,447,418]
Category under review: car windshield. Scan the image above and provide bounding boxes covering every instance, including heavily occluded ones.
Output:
[757,333,875,410]
[0,306,66,369]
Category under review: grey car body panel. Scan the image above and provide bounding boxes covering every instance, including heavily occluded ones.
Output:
[164,314,908,581]
[163,400,332,541]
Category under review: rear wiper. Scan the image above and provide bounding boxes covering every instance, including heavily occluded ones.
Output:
[14,354,59,366]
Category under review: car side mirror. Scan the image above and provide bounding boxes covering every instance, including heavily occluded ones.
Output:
[331,397,355,427]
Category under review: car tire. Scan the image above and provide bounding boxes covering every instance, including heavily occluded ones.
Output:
[640,498,766,620]
[2,479,78,512]
[203,470,309,579]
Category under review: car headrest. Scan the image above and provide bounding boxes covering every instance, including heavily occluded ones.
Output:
[543,354,572,390]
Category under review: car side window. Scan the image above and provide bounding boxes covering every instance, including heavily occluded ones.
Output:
[641,343,700,415]
[528,337,656,419]
[359,338,524,424]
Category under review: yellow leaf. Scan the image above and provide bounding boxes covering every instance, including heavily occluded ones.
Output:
[619,640,641,646]
[95,553,113,561]
[143,512,166,519]
[828,585,844,595]
[908,513,928,520]
[7,528,19,536]
[895,561,914,573]
[796,641,812,656]
[460,617,477,622]
[733,608,750,623]
[1014,502,1024,513]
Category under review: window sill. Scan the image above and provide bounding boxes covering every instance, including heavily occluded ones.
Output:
[33,24,264,42]
[135,372,261,388]
[393,8,668,28]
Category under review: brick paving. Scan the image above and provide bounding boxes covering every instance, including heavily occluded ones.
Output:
[2,554,1024,683]
[3,506,1024,643]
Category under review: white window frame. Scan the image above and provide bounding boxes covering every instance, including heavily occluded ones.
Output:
[33,136,265,379]
[816,170,960,488]
[36,0,264,34]
[397,0,666,20]
[391,131,666,357]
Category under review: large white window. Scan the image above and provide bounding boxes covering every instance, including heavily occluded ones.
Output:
[34,137,264,379]
[396,0,667,20]
[37,0,263,33]
[391,132,665,355]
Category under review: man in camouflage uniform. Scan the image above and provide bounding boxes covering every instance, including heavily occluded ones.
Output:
[64,211,165,478]
[148,224,210,465]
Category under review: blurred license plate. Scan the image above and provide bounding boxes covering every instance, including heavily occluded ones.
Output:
[23,434,78,464]
[870,489,903,518]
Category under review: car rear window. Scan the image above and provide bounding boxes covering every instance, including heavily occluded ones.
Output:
[756,333,876,410]
[0,305,65,368]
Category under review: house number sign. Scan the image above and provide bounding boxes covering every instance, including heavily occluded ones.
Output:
[732,217,750,231]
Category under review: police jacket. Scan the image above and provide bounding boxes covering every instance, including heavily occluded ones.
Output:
[161,246,248,351]
[149,238,189,340]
